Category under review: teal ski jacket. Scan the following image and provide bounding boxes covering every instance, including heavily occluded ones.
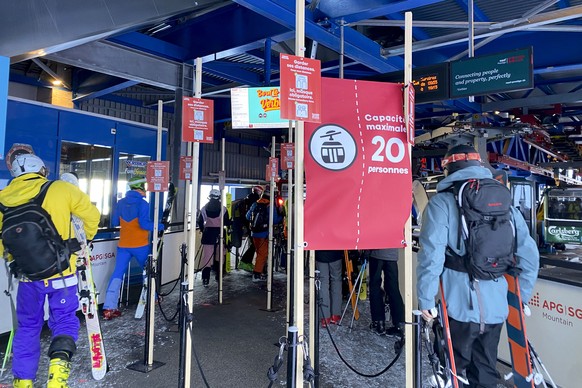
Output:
[416,166,539,324]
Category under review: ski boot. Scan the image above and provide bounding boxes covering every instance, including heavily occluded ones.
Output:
[12,379,33,388]
[47,358,71,388]
[102,309,121,320]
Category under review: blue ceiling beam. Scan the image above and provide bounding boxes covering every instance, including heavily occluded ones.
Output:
[108,32,188,61]
[557,0,571,8]
[234,0,403,73]
[73,80,139,103]
[388,13,431,41]
[453,0,489,22]
[200,31,294,63]
[316,0,447,23]
[203,61,262,86]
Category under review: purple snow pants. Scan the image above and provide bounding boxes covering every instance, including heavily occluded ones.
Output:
[13,277,79,380]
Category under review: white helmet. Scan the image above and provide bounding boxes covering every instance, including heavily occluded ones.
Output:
[10,154,46,178]
[60,172,79,187]
[209,189,220,199]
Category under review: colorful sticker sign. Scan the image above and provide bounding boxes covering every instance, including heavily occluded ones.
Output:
[182,97,214,143]
[279,54,322,123]
[230,87,292,129]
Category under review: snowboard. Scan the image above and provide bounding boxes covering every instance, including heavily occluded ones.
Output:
[504,273,535,388]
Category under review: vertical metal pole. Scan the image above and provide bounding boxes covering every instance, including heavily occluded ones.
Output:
[339,20,344,79]
[144,255,154,365]
[286,326,299,388]
[293,0,306,381]
[178,281,188,388]
[468,0,475,103]
[286,121,294,331]
[403,11,414,388]
[414,311,422,388]
[184,57,203,388]
[314,269,320,388]
[308,250,315,383]
[267,136,276,310]
[146,100,163,365]
[219,138,225,304]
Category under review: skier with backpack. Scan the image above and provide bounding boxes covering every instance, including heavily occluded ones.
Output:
[245,186,283,282]
[1,153,100,388]
[416,144,539,388]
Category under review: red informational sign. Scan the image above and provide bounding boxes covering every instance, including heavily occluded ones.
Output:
[407,83,415,145]
[265,157,279,181]
[280,143,295,170]
[304,78,411,250]
[179,156,193,181]
[279,53,321,123]
[146,161,170,192]
[182,97,214,143]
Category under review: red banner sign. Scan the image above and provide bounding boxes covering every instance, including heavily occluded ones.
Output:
[280,143,295,170]
[179,156,193,180]
[304,78,411,250]
[146,161,170,192]
[182,97,214,143]
[279,54,321,123]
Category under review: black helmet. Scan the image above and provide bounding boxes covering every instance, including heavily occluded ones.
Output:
[441,144,482,176]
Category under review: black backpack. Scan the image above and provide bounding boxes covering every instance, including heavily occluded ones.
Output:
[250,202,269,233]
[444,178,518,280]
[1,181,73,281]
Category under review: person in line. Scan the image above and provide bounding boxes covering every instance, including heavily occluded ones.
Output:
[366,248,404,337]
[417,144,539,388]
[102,176,163,320]
[196,189,231,287]
[315,250,344,327]
[238,185,264,271]
[245,187,283,282]
[1,153,100,388]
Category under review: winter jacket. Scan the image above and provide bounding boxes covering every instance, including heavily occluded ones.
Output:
[416,166,539,324]
[315,250,343,263]
[196,198,231,245]
[112,190,162,248]
[245,197,283,238]
[367,249,398,262]
[0,174,100,278]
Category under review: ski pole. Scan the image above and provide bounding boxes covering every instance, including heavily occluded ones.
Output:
[528,340,557,388]
[0,329,14,377]
[349,260,367,330]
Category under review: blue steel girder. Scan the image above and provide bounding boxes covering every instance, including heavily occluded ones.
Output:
[108,32,188,61]
[233,0,404,73]
[73,80,139,102]
[315,0,447,24]
[203,61,262,86]
[387,13,431,42]
[264,39,272,85]
[453,0,489,22]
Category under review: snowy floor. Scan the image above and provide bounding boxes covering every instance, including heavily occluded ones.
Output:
[0,269,514,388]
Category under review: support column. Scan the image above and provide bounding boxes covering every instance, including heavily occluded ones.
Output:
[0,56,9,157]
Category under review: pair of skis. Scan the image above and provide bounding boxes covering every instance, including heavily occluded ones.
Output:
[427,276,556,388]
[135,183,176,319]
[72,215,107,380]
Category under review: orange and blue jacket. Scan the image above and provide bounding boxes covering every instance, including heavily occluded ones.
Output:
[112,190,160,248]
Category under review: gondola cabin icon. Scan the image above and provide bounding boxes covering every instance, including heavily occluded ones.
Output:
[320,130,345,164]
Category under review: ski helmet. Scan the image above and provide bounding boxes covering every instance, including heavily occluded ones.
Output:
[441,144,482,176]
[10,154,46,178]
[252,185,264,196]
[60,172,79,187]
[209,189,221,199]
[128,176,146,191]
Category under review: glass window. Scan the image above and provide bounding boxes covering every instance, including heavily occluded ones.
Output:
[118,153,150,201]
[60,142,112,228]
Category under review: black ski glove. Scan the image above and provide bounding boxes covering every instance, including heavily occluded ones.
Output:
[9,261,19,278]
